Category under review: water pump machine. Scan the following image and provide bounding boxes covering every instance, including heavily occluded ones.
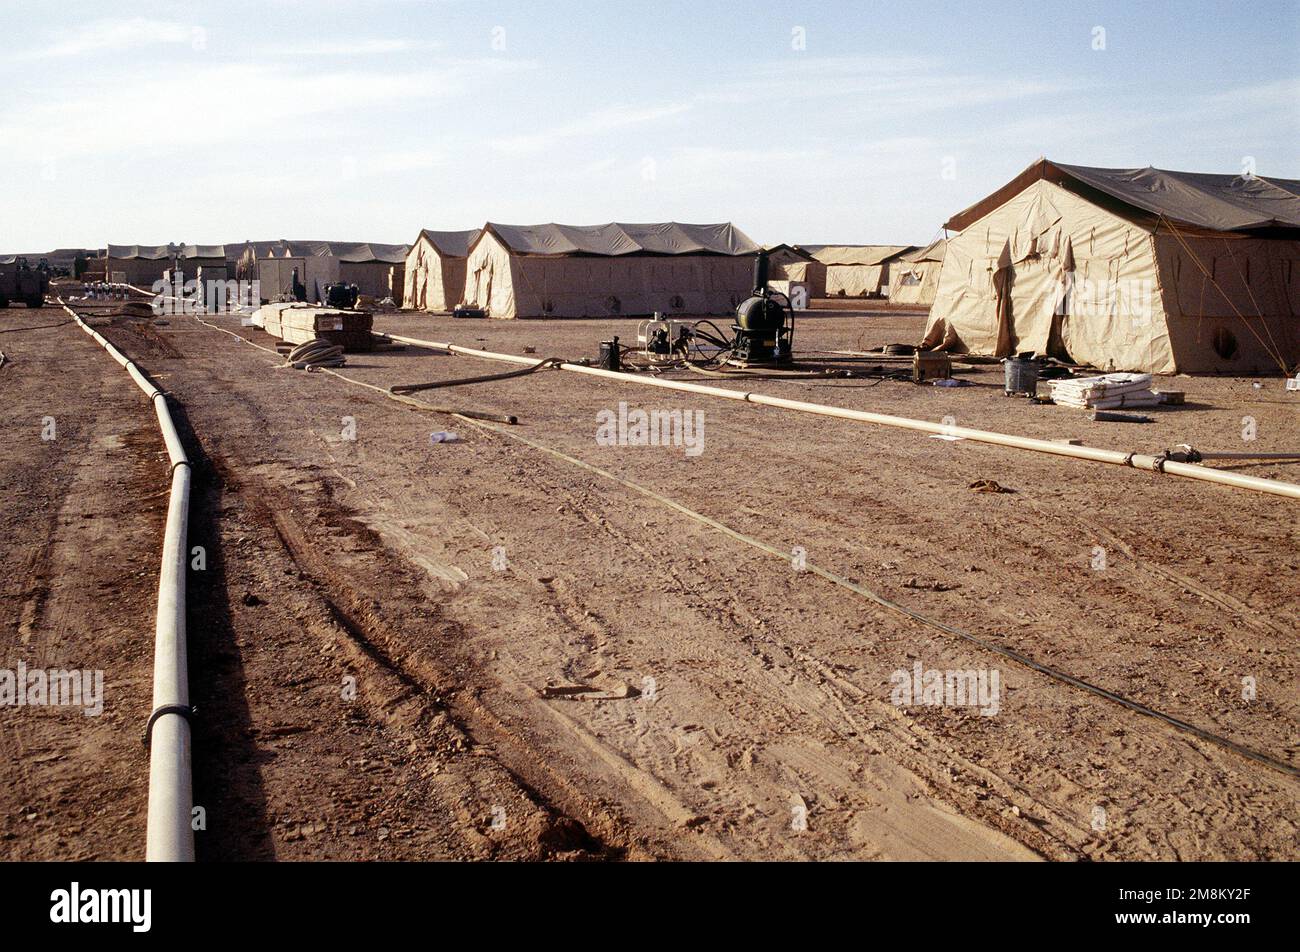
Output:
[729,251,793,366]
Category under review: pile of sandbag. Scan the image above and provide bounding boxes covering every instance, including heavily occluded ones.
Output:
[1048,372,1158,409]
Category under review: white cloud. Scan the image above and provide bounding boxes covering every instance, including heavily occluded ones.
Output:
[490,101,693,153]
[0,57,534,161]
[273,38,443,56]
[702,55,1081,113]
[25,17,200,59]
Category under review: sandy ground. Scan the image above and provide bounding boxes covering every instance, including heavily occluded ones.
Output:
[2,296,1296,861]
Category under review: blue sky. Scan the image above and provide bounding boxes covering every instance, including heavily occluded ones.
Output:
[1,0,1296,251]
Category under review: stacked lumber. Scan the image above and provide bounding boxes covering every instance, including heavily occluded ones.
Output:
[253,302,373,351]
[1048,373,1158,409]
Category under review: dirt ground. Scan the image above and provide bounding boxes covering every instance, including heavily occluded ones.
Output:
[2,295,1296,861]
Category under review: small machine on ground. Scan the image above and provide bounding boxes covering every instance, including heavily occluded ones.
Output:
[626,252,795,369]
[728,250,793,367]
[636,317,693,364]
[322,282,359,310]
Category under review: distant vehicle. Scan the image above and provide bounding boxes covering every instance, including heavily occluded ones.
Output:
[0,257,49,308]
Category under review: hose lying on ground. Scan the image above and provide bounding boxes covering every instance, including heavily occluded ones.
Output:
[177,312,519,422]
[389,357,565,394]
[684,361,891,381]
[384,334,1300,501]
[454,411,1299,779]
[57,298,195,861]
[284,338,346,369]
[175,312,1298,777]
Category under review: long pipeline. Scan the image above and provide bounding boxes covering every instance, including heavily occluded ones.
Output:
[60,300,194,862]
[382,333,1300,501]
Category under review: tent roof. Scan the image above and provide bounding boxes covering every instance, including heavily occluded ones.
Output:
[797,244,913,266]
[898,238,947,263]
[417,229,482,257]
[107,244,175,260]
[1,249,97,266]
[229,240,410,263]
[764,243,815,260]
[108,243,226,259]
[946,158,1300,233]
[180,244,226,259]
[278,240,409,263]
[231,240,284,259]
[479,222,759,257]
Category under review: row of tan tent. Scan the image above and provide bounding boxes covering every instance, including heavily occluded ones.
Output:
[105,244,229,285]
[921,159,1300,374]
[404,222,760,318]
[235,241,408,299]
[99,157,1298,374]
[765,242,946,302]
[104,241,410,298]
[802,244,914,297]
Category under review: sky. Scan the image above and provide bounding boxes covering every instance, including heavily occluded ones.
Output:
[0,0,1296,252]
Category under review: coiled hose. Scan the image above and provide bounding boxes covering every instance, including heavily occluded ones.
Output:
[284,338,346,369]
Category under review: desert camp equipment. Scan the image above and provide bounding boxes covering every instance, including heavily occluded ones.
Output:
[729,250,794,366]
[0,257,50,308]
[251,302,373,351]
[323,282,359,310]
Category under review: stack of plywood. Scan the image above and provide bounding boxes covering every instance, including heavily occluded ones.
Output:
[1048,373,1157,409]
[254,303,373,351]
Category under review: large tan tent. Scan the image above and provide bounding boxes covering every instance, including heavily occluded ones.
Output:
[176,244,228,280]
[922,159,1300,374]
[798,245,913,297]
[766,244,826,298]
[105,244,176,285]
[403,229,481,312]
[889,239,947,306]
[463,222,759,319]
[333,242,410,298]
[236,240,409,301]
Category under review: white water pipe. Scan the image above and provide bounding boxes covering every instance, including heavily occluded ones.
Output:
[383,333,1300,501]
[60,301,194,861]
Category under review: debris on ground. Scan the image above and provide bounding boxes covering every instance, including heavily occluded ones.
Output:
[969,479,1015,493]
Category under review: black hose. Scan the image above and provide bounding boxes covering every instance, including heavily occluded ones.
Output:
[389,356,565,394]
[414,406,518,424]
